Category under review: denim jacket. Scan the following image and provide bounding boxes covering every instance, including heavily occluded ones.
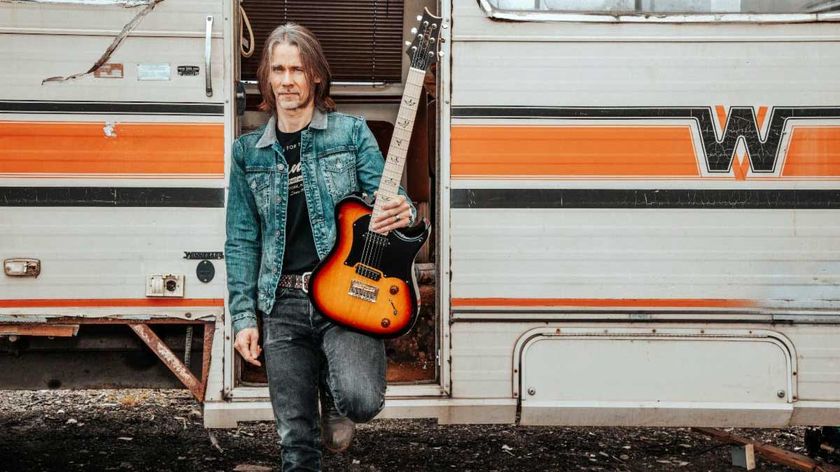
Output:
[225,108,415,335]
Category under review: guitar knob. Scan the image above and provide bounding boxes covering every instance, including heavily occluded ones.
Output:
[381,318,391,328]
[390,285,399,295]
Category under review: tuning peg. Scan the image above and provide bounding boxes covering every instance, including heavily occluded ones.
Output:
[411,27,418,34]
[438,51,445,57]
[405,41,411,46]
[442,23,449,29]
[417,14,422,21]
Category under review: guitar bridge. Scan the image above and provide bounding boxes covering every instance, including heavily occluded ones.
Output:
[348,280,379,303]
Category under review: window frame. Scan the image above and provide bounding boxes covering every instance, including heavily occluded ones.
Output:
[478,0,840,23]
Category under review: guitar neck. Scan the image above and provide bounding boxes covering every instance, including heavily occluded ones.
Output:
[369,67,427,230]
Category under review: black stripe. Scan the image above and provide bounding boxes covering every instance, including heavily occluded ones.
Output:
[452,189,840,209]
[0,101,224,115]
[0,187,224,207]
[451,106,840,120]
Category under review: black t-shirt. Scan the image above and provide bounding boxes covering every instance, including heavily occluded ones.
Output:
[276,127,320,276]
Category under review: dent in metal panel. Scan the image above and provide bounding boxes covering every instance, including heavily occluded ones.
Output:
[41,0,164,84]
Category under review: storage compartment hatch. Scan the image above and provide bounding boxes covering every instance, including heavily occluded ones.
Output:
[516,328,795,427]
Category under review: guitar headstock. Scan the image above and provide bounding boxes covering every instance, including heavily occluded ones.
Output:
[405,8,443,71]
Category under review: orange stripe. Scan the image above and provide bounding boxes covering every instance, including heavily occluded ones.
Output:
[715,105,728,130]
[0,299,224,308]
[451,125,699,178]
[0,122,224,175]
[452,298,756,309]
[756,106,768,130]
[782,127,840,177]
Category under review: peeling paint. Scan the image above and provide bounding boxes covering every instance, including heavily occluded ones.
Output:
[41,0,165,84]
[103,122,117,138]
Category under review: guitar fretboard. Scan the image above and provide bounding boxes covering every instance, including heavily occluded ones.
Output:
[369,67,427,234]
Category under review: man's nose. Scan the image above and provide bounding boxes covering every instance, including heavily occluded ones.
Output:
[281,70,293,84]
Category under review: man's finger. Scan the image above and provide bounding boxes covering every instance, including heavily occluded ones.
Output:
[248,334,262,366]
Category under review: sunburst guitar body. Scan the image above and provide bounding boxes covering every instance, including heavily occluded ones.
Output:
[308,194,429,337]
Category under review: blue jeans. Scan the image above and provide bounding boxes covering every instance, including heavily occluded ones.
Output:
[261,287,386,471]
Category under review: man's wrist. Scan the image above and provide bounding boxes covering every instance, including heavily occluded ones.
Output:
[232,314,258,337]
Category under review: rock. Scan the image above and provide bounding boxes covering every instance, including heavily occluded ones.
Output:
[117,437,133,441]
[233,465,272,472]
[66,418,78,425]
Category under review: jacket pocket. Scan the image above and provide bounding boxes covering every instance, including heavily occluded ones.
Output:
[245,167,273,213]
[318,147,357,201]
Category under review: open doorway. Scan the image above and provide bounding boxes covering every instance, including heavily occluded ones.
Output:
[233,0,439,388]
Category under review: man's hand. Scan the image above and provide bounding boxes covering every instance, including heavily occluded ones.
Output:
[234,327,262,367]
[370,194,412,233]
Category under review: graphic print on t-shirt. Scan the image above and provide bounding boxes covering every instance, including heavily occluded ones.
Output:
[285,141,303,198]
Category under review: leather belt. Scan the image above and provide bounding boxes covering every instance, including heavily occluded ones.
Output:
[278,271,312,293]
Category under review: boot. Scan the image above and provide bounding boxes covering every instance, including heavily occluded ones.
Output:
[320,386,355,453]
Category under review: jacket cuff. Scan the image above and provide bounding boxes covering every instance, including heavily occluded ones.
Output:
[231,314,258,337]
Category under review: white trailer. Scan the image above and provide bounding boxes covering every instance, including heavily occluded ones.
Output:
[2,0,840,430]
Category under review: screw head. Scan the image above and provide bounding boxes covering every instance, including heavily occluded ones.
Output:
[777,390,786,398]
[527,387,536,396]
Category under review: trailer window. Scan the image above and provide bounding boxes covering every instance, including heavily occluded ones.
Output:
[486,0,837,14]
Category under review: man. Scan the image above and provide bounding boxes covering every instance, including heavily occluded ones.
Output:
[225,23,415,471]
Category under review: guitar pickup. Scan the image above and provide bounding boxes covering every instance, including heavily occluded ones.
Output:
[355,264,382,281]
[348,280,378,303]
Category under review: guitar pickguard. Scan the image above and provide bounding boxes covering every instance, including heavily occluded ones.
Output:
[342,213,422,285]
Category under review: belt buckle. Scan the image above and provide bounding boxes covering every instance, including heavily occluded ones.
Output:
[301,271,312,294]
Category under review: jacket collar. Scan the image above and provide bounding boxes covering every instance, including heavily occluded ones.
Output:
[255,107,328,149]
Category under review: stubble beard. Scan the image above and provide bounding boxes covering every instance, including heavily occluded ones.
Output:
[276,92,314,112]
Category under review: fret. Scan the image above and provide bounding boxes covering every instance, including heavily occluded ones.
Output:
[367,68,429,233]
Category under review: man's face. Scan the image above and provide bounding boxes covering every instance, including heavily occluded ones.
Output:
[269,42,319,113]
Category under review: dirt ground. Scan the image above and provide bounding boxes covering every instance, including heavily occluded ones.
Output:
[1,389,837,472]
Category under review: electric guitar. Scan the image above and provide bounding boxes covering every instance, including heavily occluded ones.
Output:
[307,9,442,338]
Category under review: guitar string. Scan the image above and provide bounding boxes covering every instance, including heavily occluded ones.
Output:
[354,56,430,322]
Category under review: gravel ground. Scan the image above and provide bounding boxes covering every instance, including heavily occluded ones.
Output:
[1,389,836,471]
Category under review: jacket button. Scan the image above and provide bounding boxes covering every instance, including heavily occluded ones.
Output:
[277,164,285,171]
[250,182,256,189]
